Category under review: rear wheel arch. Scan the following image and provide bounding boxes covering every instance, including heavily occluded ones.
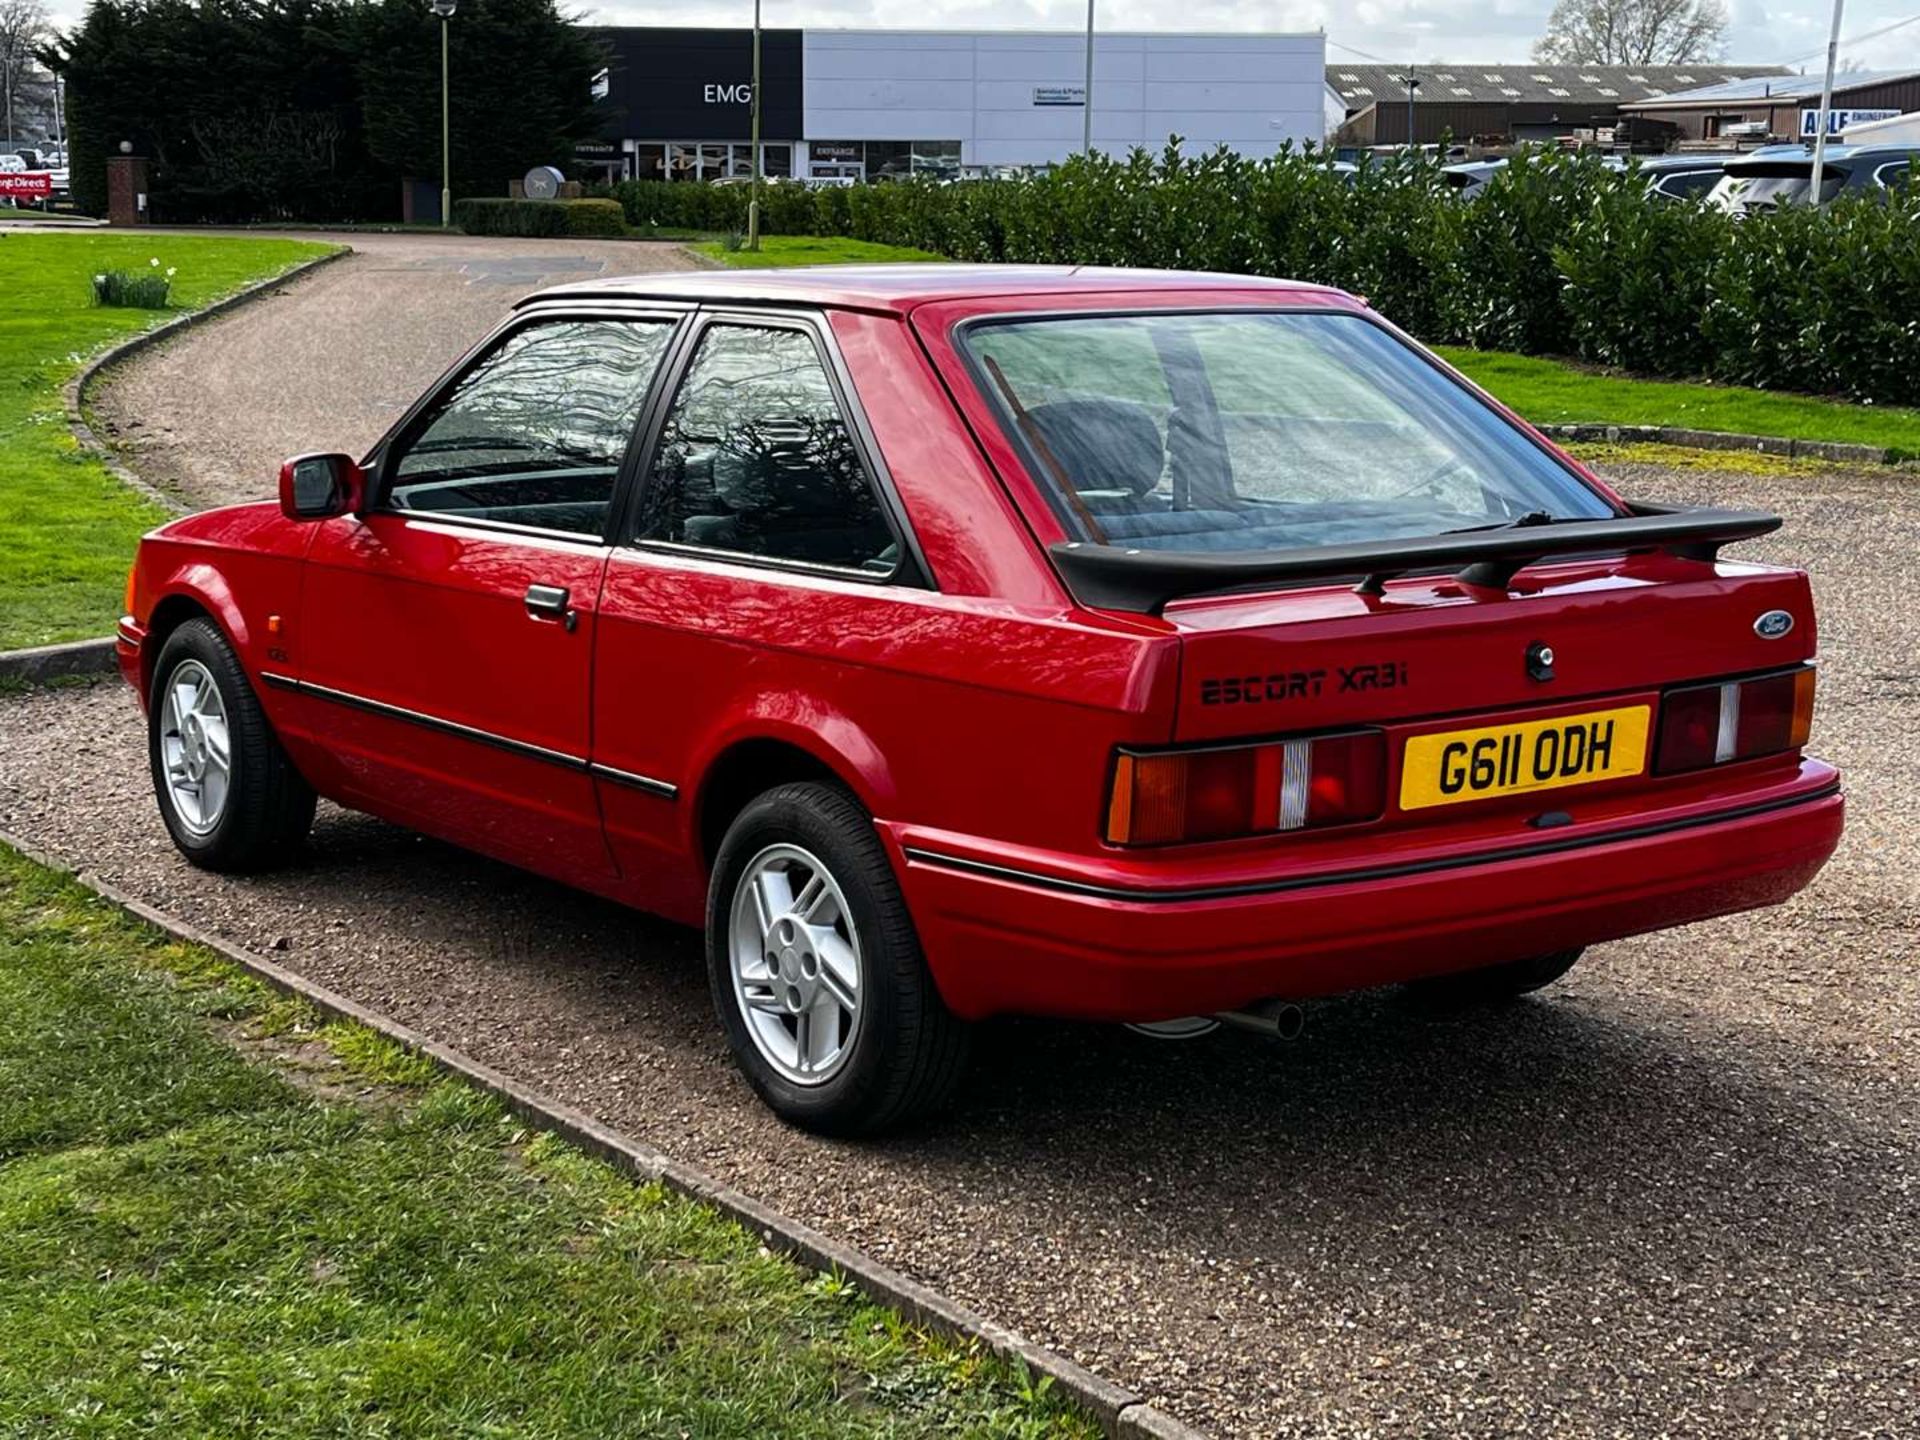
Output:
[695,738,857,870]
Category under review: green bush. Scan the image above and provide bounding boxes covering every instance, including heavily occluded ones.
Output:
[606,148,1920,406]
[561,198,627,237]
[92,266,173,308]
[1554,165,1730,376]
[453,197,570,237]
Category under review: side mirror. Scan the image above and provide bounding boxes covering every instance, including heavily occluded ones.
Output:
[278,453,364,520]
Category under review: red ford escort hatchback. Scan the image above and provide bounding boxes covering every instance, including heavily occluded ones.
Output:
[119,266,1842,1133]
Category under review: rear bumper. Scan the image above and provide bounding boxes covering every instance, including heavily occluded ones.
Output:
[889,765,1843,1021]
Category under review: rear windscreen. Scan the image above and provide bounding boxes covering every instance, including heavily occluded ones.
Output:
[962,310,1616,554]
[1710,167,1848,210]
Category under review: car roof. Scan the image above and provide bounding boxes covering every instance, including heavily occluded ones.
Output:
[520,263,1345,316]
[1725,143,1918,171]
[1636,154,1727,170]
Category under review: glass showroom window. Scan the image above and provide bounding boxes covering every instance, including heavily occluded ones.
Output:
[911,141,961,179]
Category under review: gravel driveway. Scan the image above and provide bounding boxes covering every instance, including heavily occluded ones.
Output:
[16,255,1920,1436]
[88,231,699,509]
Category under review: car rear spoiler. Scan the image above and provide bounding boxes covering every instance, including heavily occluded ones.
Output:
[1047,503,1782,615]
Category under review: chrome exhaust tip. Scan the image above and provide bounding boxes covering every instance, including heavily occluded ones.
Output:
[1213,1001,1306,1040]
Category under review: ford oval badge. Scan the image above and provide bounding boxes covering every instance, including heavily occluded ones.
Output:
[1755,610,1795,640]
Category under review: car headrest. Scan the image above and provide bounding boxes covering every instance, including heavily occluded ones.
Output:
[1025,398,1165,498]
[709,420,852,518]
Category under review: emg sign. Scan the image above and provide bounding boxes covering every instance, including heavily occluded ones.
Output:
[1800,107,1900,136]
[705,83,753,104]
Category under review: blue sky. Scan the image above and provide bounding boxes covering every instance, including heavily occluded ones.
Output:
[39,0,1920,74]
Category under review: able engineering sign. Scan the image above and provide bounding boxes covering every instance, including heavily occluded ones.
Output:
[0,172,52,199]
[1800,107,1900,137]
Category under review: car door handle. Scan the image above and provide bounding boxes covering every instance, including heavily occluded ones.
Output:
[524,584,578,632]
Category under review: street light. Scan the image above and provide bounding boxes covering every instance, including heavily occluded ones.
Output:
[1081,0,1096,156]
[1405,71,1421,150]
[431,0,456,230]
[747,0,762,250]
[1809,0,1846,205]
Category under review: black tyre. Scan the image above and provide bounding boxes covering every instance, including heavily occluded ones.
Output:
[148,618,316,871]
[707,781,970,1135]
[1408,948,1585,1004]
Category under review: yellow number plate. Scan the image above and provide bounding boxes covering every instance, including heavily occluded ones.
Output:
[1399,705,1651,812]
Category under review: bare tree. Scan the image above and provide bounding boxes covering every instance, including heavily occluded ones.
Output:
[1534,0,1730,65]
[0,0,50,152]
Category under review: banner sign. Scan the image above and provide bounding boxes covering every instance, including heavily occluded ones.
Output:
[0,172,52,199]
[1800,107,1900,136]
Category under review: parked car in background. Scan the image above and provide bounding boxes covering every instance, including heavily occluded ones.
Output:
[1441,159,1506,198]
[117,266,1843,1134]
[1708,144,1918,213]
[1632,154,1730,202]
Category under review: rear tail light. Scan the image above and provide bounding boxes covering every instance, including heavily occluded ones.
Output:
[1106,731,1385,846]
[1655,668,1815,774]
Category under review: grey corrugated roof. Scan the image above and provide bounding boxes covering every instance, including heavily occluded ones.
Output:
[1617,68,1920,108]
[1327,63,1793,109]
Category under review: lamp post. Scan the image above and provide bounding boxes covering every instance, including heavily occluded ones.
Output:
[1809,0,1845,205]
[747,0,761,250]
[430,0,456,229]
[1081,0,1096,155]
[1405,71,1420,150]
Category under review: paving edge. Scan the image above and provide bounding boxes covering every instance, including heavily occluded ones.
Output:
[1538,421,1914,468]
[0,826,1208,1440]
[0,637,119,683]
[62,247,356,515]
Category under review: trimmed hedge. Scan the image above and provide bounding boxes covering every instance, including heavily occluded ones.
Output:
[454,197,629,238]
[563,198,628,237]
[591,146,1920,406]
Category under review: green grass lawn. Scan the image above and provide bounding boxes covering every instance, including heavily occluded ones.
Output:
[0,233,337,652]
[0,843,1097,1438]
[696,235,947,268]
[1437,346,1920,458]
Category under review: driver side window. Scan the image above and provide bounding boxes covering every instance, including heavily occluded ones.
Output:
[386,318,675,537]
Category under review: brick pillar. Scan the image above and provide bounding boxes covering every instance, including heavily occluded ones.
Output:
[106,156,151,226]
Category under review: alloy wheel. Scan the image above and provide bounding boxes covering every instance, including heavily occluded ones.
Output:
[159,658,232,836]
[728,843,863,1085]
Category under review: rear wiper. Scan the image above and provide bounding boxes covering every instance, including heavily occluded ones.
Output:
[1443,509,1555,535]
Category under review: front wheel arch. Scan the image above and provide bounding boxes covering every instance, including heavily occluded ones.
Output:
[142,594,216,695]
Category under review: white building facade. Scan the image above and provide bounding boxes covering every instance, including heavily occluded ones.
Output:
[584,27,1328,183]
[800,30,1328,178]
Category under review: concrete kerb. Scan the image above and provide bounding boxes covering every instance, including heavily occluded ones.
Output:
[1538,421,1909,468]
[62,246,356,516]
[0,826,1209,1440]
[0,638,119,684]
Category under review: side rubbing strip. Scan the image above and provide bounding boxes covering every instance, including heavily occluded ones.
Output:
[588,762,679,799]
[259,672,677,799]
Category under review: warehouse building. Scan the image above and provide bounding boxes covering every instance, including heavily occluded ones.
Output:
[1617,68,1920,144]
[1329,63,1789,147]
[580,27,1328,182]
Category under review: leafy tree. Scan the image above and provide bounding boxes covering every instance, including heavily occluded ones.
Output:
[52,0,374,219]
[1534,0,1729,65]
[1,0,51,151]
[355,0,604,203]
[49,0,602,221]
